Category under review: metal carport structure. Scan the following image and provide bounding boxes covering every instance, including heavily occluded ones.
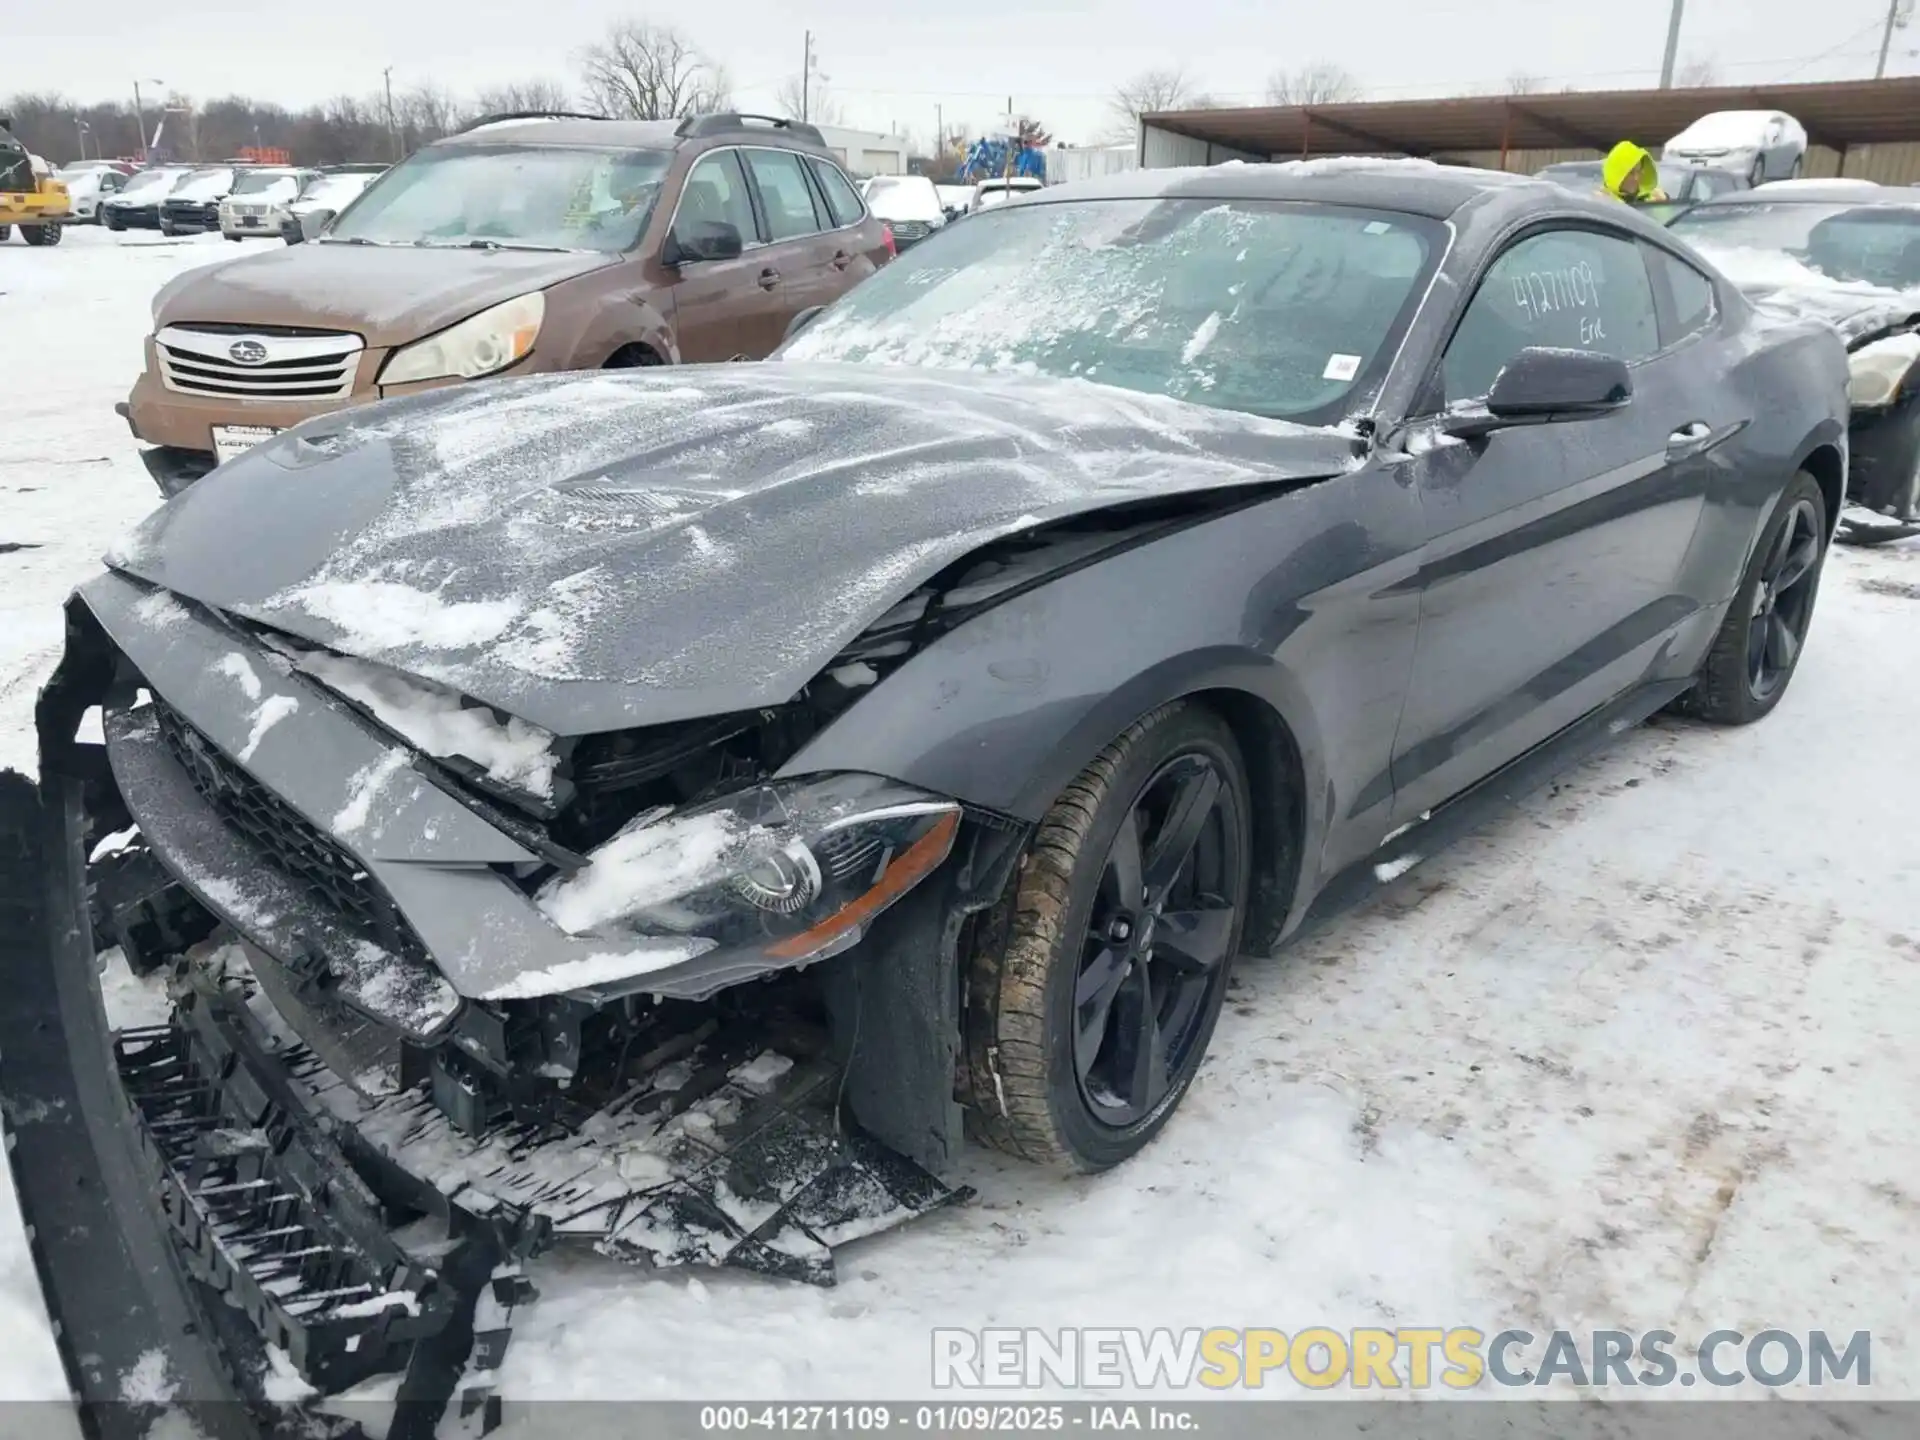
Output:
[1140,76,1920,184]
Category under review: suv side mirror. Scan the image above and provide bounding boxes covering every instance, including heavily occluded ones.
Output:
[666,219,744,266]
[1443,347,1632,439]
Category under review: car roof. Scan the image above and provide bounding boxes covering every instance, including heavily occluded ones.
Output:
[436,114,832,155]
[1029,157,1545,219]
[1691,181,1920,207]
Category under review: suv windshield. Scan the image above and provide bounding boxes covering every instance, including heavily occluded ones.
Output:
[781,197,1441,423]
[326,144,671,252]
[300,173,374,207]
[1673,202,1920,288]
[230,169,297,196]
[118,169,185,198]
[864,176,943,222]
[171,168,235,200]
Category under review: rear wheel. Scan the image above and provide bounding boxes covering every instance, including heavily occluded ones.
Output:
[1677,470,1826,724]
[1749,155,1767,186]
[21,224,61,247]
[961,702,1251,1171]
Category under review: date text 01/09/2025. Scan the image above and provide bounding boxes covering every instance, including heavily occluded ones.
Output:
[698,1404,1199,1431]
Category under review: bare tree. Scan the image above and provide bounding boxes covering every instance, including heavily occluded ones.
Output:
[399,83,460,146]
[469,79,576,118]
[1264,63,1361,107]
[1505,72,1544,95]
[1675,56,1721,88]
[1105,66,1215,141]
[773,74,845,127]
[576,22,731,120]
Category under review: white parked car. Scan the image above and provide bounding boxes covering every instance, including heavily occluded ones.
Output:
[969,175,1045,212]
[1663,110,1808,187]
[54,164,128,222]
[859,174,947,250]
[279,167,385,243]
[218,167,313,240]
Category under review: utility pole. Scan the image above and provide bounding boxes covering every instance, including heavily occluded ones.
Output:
[936,103,943,157]
[74,118,89,161]
[1877,0,1914,79]
[1658,0,1685,87]
[802,31,812,122]
[384,66,399,161]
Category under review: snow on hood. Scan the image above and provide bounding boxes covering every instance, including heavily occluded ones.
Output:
[1691,241,1920,346]
[106,363,1357,735]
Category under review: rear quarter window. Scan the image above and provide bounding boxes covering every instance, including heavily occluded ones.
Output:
[808,159,866,228]
[1646,246,1718,344]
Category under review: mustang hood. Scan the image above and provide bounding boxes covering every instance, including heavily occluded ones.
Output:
[150,242,618,347]
[105,363,1357,734]
[1692,242,1920,347]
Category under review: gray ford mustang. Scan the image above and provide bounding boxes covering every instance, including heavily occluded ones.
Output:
[3,160,1850,1421]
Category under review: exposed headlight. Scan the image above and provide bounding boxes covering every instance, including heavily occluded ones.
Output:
[1848,333,1920,408]
[379,291,544,385]
[535,773,962,981]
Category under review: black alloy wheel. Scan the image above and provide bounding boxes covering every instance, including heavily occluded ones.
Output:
[962,701,1253,1171]
[1746,495,1820,703]
[1072,754,1240,1127]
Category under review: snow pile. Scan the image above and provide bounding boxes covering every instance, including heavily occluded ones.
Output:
[271,579,524,651]
[478,940,719,1000]
[331,748,410,837]
[118,1348,177,1403]
[293,645,559,798]
[536,808,752,935]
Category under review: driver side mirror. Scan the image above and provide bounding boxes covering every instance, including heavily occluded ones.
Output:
[1443,347,1632,439]
[665,218,744,266]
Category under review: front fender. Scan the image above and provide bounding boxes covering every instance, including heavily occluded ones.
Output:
[781,520,1337,928]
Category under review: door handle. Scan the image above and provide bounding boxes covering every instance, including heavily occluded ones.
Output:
[1666,421,1713,459]
[757,267,782,290]
[831,250,853,271]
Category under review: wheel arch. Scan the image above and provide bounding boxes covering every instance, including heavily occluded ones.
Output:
[1796,438,1845,536]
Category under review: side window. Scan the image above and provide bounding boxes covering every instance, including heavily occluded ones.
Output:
[1442,228,1660,404]
[1647,246,1717,343]
[673,150,758,247]
[808,158,866,229]
[744,148,824,242]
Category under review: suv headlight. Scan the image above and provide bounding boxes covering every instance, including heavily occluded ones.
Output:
[527,773,962,993]
[1848,333,1920,408]
[379,291,544,385]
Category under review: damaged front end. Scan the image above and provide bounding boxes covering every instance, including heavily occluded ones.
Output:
[2,571,1028,1427]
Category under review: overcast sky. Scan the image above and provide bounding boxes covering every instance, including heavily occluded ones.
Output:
[19,0,1919,145]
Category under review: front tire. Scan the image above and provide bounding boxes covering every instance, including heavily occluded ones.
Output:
[961,702,1252,1172]
[21,224,61,247]
[1677,470,1827,724]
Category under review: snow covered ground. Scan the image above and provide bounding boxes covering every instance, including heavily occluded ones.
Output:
[3,227,1920,1422]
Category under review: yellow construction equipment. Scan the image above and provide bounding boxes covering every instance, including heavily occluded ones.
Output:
[0,115,72,246]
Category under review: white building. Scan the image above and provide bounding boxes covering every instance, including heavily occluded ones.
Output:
[814,125,910,177]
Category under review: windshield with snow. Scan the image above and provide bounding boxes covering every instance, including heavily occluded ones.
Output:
[229,169,298,198]
[170,168,236,200]
[1673,202,1920,289]
[781,197,1441,423]
[298,173,375,208]
[324,144,671,252]
[116,168,186,198]
[863,176,943,223]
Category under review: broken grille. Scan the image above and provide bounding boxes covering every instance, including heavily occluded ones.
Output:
[114,1007,449,1390]
[156,323,362,399]
[152,698,427,965]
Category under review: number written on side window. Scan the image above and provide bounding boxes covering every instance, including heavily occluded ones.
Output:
[1443,228,1660,403]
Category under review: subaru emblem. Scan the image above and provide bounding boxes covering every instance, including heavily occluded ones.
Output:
[228,339,269,366]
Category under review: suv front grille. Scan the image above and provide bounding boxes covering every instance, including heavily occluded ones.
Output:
[153,699,427,965]
[157,324,362,399]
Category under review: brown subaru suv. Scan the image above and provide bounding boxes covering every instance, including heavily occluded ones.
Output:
[119,113,894,493]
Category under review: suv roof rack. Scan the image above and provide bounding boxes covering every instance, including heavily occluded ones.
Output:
[456,110,610,134]
[675,113,827,147]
